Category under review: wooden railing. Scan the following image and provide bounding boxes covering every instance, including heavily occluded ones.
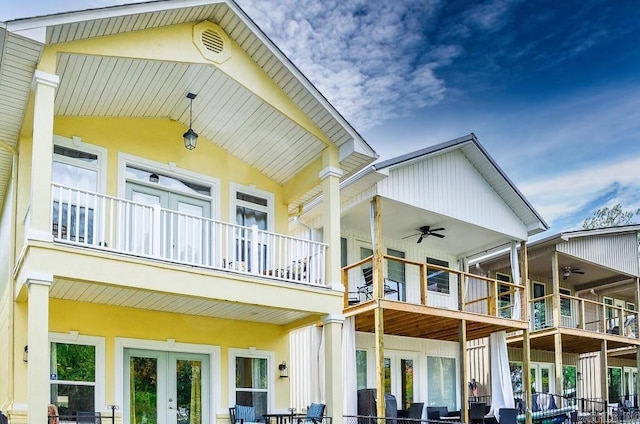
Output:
[530,293,639,337]
[49,184,327,286]
[342,254,526,321]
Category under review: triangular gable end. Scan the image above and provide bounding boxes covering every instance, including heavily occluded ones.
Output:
[558,232,640,277]
[376,148,530,241]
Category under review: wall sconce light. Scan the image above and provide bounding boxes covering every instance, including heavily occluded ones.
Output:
[23,345,28,363]
[183,92,198,150]
[577,371,582,382]
[278,361,288,378]
[149,173,160,183]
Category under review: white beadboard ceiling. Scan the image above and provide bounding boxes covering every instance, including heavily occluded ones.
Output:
[0,0,377,212]
[51,277,315,325]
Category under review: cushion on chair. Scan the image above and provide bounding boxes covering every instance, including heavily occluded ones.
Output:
[236,405,256,423]
[307,403,325,419]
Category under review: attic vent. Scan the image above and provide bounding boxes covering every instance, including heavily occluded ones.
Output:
[193,21,231,64]
[201,29,224,53]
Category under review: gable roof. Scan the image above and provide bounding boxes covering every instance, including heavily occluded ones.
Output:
[374,133,548,235]
[0,0,377,211]
[529,224,640,249]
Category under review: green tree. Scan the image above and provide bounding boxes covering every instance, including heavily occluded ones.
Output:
[582,203,640,229]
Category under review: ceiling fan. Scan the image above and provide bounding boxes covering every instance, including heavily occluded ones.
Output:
[404,225,445,243]
[562,266,585,280]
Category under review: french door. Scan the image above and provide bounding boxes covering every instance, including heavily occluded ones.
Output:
[530,363,554,394]
[126,182,211,263]
[124,349,210,424]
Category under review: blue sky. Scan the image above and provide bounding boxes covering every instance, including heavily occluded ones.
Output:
[2,0,640,235]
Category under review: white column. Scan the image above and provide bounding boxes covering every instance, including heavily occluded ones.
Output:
[26,273,52,424]
[320,149,343,290]
[323,314,344,424]
[29,70,59,242]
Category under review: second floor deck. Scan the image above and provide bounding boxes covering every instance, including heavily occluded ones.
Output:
[342,254,529,341]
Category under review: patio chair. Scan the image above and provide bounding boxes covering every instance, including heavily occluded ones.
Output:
[302,403,331,424]
[359,268,400,300]
[230,405,263,424]
[469,402,487,424]
[408,403,424,420]
[426,406,448,421]
[498,408,518,424]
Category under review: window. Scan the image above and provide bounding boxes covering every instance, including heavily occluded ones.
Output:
[427,257,449,294]
[509,362,523,395]
[52,138,105,243]
[497,273,512,319]
[563,365,577,401]
[387,249,406,301]
[609,367,622,403]
[230,350,272,417]
[560,288,572,317]
[427,356,456,410]
[341,238,348,268]
[49,334,104,418]
[356,350,368,390]
[231,184,273,231]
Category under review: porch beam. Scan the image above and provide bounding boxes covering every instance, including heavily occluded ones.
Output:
[26,275,52,424]
[29,70,59,242]
[371,195,386,418]
[521,241,533,424]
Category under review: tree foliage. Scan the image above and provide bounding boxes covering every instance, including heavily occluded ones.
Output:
[582,203,640,229]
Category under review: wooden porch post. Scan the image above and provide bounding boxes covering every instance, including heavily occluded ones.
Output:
[371,195,386,418]
[520,241,533,424]
[600,340,608,410]
[636,278,640,400]
[554,334,563,406]
[460,320,469,423]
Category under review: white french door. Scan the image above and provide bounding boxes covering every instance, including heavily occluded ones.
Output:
[125,182,211,262]
[124,349,210,424]
[530,363,554,394]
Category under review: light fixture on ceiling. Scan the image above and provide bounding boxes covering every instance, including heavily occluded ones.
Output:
[149,173,159,183]
[183,92,198,150]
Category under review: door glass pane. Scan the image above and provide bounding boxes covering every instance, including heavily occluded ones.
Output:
[530,368,536,393]
[541,368,550,393]
[130,356,158,424]
[427,356,457,411]
[401,359,414,410]
[177,202,204,263]
[387,249,406,301]
[130,191,161,254]
[510,362,523,395]
[176,360,202,424]
[609,368,622,403]
[356,350,367,390]
[384,358,391,394]
[563,366,576,403]
[533,283,546,329]
[53,161,97,191]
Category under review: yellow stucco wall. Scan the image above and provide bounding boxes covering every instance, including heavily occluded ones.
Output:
[10,298,291,415]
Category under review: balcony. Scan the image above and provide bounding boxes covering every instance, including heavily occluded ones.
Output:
[48,184,327,287]
[342,255,528,341]
[530,293,639,336]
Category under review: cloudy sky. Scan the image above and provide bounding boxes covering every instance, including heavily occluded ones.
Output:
[2,0,640,235]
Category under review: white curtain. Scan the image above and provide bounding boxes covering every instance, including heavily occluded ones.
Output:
[318,326,326,403]
[342,317,358,415]
[510,242,521,320]
[489,331,515,422]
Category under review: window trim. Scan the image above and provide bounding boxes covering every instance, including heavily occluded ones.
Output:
[228,348,275,412]
[49,332,106,412]
[117,153,220,220]
[53,135,107,194]
[559,288,572,318]
[229,183,274,231]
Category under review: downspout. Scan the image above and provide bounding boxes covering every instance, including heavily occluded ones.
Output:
[0,140,19,414]
[0,20,21,413]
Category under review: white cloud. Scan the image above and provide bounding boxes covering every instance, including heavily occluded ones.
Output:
[519,157,640,227]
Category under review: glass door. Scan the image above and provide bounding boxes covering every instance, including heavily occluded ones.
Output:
[125,349,209,424]
[532,282,547,330]
[530,363,554,394]
[384,351,417,411]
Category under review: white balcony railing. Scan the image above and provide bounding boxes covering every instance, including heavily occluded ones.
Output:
[50,184,327,286]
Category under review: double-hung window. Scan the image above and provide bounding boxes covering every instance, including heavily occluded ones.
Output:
[230,349,272,417]
[49,333,105,417]
[51,136,105,243]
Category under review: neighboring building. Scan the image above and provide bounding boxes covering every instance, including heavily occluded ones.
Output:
[298,133,548,420]
[473,226,640,413]
[0,1,378,423]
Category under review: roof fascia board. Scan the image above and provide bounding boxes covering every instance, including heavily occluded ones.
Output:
[373,133,475,170]
[224,0,377,159]
[6,0,225,32]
